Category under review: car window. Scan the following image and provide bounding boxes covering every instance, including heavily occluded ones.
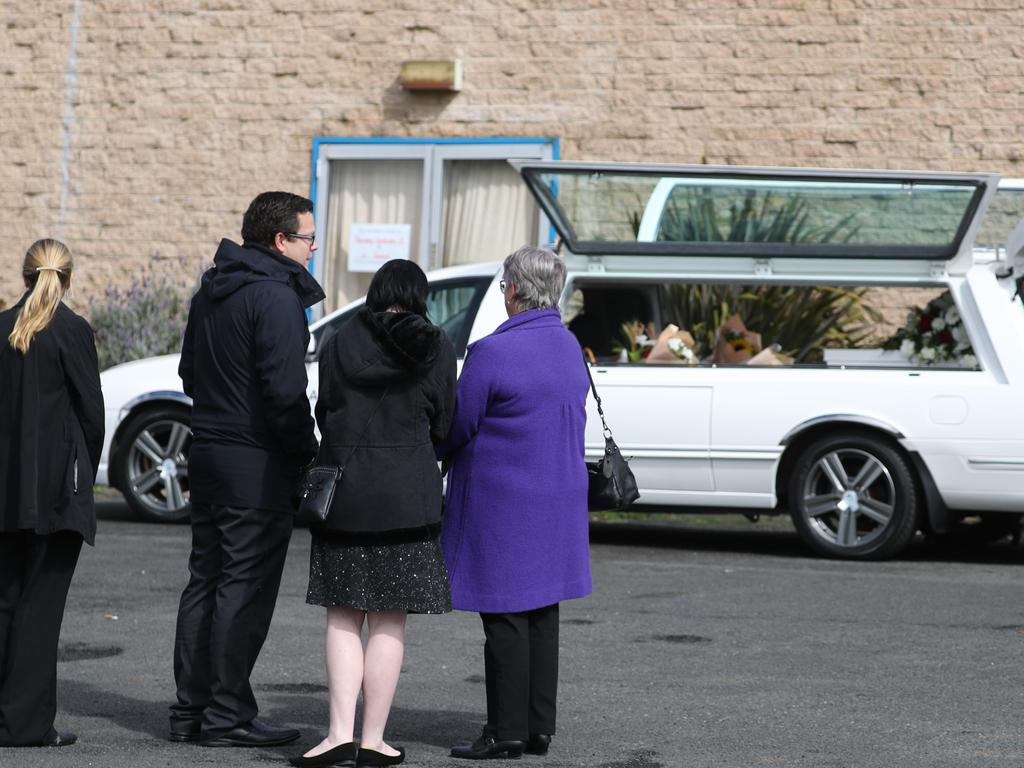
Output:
[567,279,980,370]
[310,306,358,361]
[976,186,1024,251]
[427,278,490,357]
[310,277,490,361]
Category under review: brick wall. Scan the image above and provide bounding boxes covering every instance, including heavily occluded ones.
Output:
[3,0,1023,311]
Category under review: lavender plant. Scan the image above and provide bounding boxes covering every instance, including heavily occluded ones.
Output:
[90,258,198,371]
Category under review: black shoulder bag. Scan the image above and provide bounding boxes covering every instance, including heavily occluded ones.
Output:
[582,352,640,511]
[297,388,388,525]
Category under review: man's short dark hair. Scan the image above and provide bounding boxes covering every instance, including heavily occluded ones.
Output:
[241,191,314,247]
[366,259,429,317]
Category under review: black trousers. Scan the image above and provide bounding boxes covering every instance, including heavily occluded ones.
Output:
[480,603,559,742]
[170,502,292,736]
[0,531,82,746]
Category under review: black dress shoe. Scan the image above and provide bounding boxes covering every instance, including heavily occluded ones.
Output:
[357,745,405,765]
[169,723,201,743]
[525,734,551,755]
[288,741,357,767]
[40,730,77,747]
[200,718,300,747]
[451,733,524,760]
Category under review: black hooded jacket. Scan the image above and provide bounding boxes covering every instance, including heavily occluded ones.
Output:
[179,239,324,511]
[314,306,456,535]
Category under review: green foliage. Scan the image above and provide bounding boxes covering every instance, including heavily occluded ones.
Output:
[648,188,876,362]
[90,259,197,371]
[660,283,880,362]
[656,188,860,244]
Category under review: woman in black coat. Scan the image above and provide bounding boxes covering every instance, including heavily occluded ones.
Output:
[0,239,104,748]
[290,260,456,768]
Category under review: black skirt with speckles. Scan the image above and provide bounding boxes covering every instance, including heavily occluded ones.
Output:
[305,529,451,614]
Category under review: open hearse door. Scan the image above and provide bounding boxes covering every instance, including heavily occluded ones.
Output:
[509,160,1024,561]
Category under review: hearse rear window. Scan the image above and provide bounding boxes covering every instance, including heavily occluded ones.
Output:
[517,164,990,262]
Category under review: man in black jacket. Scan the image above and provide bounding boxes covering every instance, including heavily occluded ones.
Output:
[169,191,324,747]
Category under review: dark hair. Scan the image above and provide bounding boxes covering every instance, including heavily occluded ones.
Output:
[366,259,428,317]
[240,191,314,247]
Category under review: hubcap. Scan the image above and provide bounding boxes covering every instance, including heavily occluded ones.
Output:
[126,420,190,518]
[801,448,895,549]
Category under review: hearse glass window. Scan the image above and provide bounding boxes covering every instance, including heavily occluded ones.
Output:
[526,169,984,260]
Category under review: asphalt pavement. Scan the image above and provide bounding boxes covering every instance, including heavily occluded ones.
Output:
[4,498,1024,768]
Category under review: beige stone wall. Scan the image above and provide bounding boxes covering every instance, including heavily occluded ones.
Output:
[3,0,1024,313]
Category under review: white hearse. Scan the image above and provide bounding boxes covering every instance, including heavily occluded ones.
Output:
[98,162,1024,560]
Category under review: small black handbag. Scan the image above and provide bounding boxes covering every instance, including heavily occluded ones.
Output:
[297,388,388,525]
[582,351,640,511]
[297,465,343,524]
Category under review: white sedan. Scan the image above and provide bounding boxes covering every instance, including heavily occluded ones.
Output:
[99,162,1024,560]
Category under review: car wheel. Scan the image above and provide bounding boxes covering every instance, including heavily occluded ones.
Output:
[788,431,918,560]
[113,407,191,523]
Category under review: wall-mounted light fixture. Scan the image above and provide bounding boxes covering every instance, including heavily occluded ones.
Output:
[399,59,463,92]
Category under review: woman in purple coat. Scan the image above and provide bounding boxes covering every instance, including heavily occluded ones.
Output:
[440,246,591,760]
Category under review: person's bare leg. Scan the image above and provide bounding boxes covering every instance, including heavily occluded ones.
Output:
[358,610,406,756]
[304,606,365,758]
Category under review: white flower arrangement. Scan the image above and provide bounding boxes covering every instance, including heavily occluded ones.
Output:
[666,336,696,363]
[885,291,976,367]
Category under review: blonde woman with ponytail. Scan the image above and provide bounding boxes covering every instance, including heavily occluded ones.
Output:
[0,239,104,748]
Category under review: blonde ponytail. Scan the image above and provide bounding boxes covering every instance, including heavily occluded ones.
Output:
[8,239,73,354]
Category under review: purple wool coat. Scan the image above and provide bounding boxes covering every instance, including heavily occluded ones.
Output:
[439,308,592,613]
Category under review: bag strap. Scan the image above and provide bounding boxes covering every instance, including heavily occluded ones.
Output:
[340,387,389,467]
[581,348,612,439]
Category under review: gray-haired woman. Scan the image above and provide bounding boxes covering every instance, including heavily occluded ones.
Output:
[440,246,592,760]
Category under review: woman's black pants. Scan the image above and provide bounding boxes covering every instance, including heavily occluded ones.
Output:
[479,603,559,742]
[0,531,82,746]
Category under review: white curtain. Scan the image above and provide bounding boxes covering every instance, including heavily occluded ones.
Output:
[322,159,423,312]
[441,160,538,267]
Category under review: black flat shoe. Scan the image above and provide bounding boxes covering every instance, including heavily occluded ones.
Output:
[451,734,524,760]
[525,734,551,755]
[288,741,357,767]
[356,745,405,765]
[200,718,300,748]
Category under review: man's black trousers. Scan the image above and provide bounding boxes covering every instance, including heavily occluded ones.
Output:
[480,603,559,742]
[0,531,82,746]
[170,502,292,737]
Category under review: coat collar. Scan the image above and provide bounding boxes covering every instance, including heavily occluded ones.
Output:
[492,307,563,335]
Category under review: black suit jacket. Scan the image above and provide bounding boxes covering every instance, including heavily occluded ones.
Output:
[0,297,105,544]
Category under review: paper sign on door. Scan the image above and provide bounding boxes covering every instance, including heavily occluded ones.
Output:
[348,223,412,273]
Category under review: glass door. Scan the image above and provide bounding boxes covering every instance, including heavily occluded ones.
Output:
[311,138,556,318]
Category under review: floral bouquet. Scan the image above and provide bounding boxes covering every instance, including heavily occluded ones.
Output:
[885,292,976,367]
[616,320,658,362]
[712,314,762,363]
[645,324,697,365]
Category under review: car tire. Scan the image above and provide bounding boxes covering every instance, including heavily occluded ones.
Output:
[112,406,191,523]
[788,431,918,560]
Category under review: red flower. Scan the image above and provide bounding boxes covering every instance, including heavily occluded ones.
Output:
[937,330,953,346]
[918,315,932,332]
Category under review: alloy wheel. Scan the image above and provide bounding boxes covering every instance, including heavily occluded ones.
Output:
[800,447,896,550]
[125,418,190,519]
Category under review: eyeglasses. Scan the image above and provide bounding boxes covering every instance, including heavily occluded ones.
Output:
[499,280,508,293]
[285,232,316,246]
